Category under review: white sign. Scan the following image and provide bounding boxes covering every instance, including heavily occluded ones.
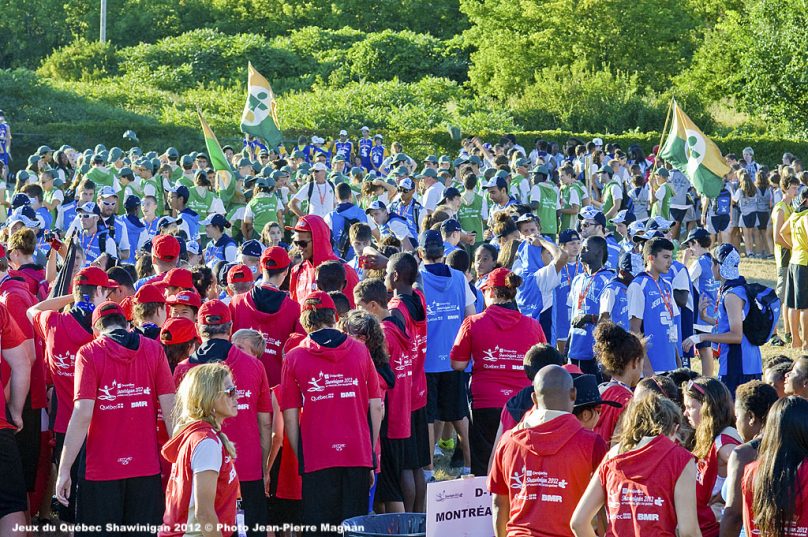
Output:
[426,476,494,537]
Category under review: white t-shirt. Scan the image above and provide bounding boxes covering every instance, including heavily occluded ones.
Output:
[292,181,336,217]
[535,264,562,313]
[422,183,445,212]
[187,437,224,526]
[386,218,414,241]
[627,278,681,320]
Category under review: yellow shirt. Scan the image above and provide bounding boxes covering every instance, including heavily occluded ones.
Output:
[789,209,808,266]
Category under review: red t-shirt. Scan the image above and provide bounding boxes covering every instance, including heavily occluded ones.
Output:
[174,345,272,482]
[381,318,412,439]
[742,459,808,536]
[696,429,741,537]
[271,385,302,500]
[0,301,26,430]
[593,383,633,446]
[280,334,381,473]
[33,310,94,433]
[160,421,240,537]
[229,287,304,387]
[598,435,694,536]
[0,278,47,409]
[450,304,544,409]
[389,291,427,410]
[488,413,607,537]
[75,333,175,480]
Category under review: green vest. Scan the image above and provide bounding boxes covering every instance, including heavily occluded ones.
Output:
[457,192,484,241]
[535,183,559,235]
[601,178,623,216]
[43,188,59,222]
[651,183,675,219]
[86,167,115,192]
[247,194,281,238]
[187,187,215,217]
[560,182,585,231]
[141,176,165,216]
[170,166,184,183]
[227,202,247,243]
[176,175,194,189]
[510,175,527,202]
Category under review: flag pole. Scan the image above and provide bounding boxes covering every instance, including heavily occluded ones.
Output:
[653,97,675,175]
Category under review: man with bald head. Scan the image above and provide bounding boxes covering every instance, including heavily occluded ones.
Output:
[487,366,607,537]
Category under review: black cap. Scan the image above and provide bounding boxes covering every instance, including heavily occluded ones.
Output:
[573,375,623,410]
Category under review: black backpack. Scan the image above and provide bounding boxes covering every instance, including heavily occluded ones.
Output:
[336,214,361,259]
[729,282,781,346]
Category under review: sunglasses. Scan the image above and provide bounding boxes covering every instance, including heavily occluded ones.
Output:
[222,386,238,399]
[686,380,706,396]
[101,201,116,207]
[79,213,95,219]
[293,240,310,248]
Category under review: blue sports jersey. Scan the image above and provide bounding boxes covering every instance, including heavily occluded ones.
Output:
[605,234,622,270]
[334,141,353,160]
[714,282,763,377]
[421,264,467,373]
[513,241,545,321]
[370,146,385,170]
[554,261,582,342]
[568,267,614,360]
[630,272,679,372]
[602,278,630,331]
[359,138,373,169]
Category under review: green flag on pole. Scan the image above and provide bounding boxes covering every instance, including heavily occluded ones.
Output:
[197,109,235,204]
[659,98,730,198]
[240,62,283,149]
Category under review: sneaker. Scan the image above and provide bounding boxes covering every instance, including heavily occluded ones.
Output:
[433,445,443,458]
[438,438,456,451]
[770,335,785,347]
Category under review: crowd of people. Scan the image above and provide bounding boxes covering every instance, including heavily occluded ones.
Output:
[0,116,806,537]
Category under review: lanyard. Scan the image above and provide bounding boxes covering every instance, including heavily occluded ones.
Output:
[316,183,327,205]
[577,267,606,311]
[81,231,98,253]
[564,262,580,287]
[651,276,674,318]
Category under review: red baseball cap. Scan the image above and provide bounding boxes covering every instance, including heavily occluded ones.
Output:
[562,364,584,375]
[160,317,201,345]
[119,295,134,322]
[197,299,231,326]
[152,234,180,262]
[285,217,313,232]
[302,290,338,319]
[479,267,511,290]
[163,267,194,289]
[166,289,202,309]
[134,283,166,305]
[91,301,126,325]
[74,266,119,288]
[227,264,254,284]
[260,246,291,271]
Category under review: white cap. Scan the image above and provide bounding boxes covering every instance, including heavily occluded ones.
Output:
[592,137,604,146]
[311,162,328,172]
[339,129,348,136]
[360,126,370,132]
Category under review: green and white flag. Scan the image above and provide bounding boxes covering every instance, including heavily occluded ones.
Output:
[198,109,235,205]
[240,62,283,149]
[659,99,730,198]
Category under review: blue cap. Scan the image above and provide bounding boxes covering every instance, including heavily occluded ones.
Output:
[157,216,180,230]
[11,193,31,209]
[240,239,263,258]
[172,185,190,201]
[124,195,141,209]
[365,200,387,213]
[484,176,508,190]
[619,252,643,275]
[558,229,581,244]
[684,227,710,245]
[441,218,463,234]
[77,202,101,216]
[419,229,443,248]
[200,213,228,229]
[609,210,636,225]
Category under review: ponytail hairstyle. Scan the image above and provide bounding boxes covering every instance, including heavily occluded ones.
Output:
[339,310,389,367]
[635,375,680,406]
[496,238,520,269]
[593,322,645,376]
[684,377,735,459]
[492,211,518,240]
[173,362,236,458]
[489,271,523,302]
[752,396,808,537]
[618,393,682,454]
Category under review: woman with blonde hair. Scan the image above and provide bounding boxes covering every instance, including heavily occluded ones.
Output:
[571,393,700,537]
[160,363,240,537]
[733,170,760,257]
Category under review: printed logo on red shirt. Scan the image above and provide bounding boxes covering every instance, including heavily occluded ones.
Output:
[236,388,252,411]
[97,380,152,403]
[510,465,569,501]
[307,372,359,394]
[53,352,76,373]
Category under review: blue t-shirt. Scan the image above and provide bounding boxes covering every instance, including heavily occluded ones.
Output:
[694,253,719,330]
[602,278,630,331]
[714,282,763,376]
[554,261,582,342]
[359,138,373,170]
[370,146,385,170]
[629,272,679,372]
[568,267,615,360]
[513,241,545,321]
[605,234,622,270]
[420,264,467,373]
[328,203,367,260]
[389,198,422,238]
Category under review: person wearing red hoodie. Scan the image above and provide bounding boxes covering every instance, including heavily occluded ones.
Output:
[451,267,547,478]
[134,234,181,290]
[55,301,176,536]
[488,365,607,537]
[288,215,359,307]
[0,238,43,508]
[230,246,304,387]
[354,278,413,514]
[173,300,271,537]
[6,227,49,300]
[280,291,383,537]
[161,363,240,537]
[27,266,117,522]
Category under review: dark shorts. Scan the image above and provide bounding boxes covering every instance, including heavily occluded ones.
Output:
[377,436,407,503]
[709,214,731,234]
[76,474,163,537]
[777,265,789,302]
[266,448,302,527]
[0,428,27,519]
[426,371,469,423]
[786,264,808,309]
[301,467,369,537]
[741,212,758,229]
[757,211,770,230]
[240,479,269,537]
[54,432,82,522]
[402,407,430,469]
[16,403,41,491]
[670,208,688,223]
[694,328,712,350]
[469,407,501,477]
